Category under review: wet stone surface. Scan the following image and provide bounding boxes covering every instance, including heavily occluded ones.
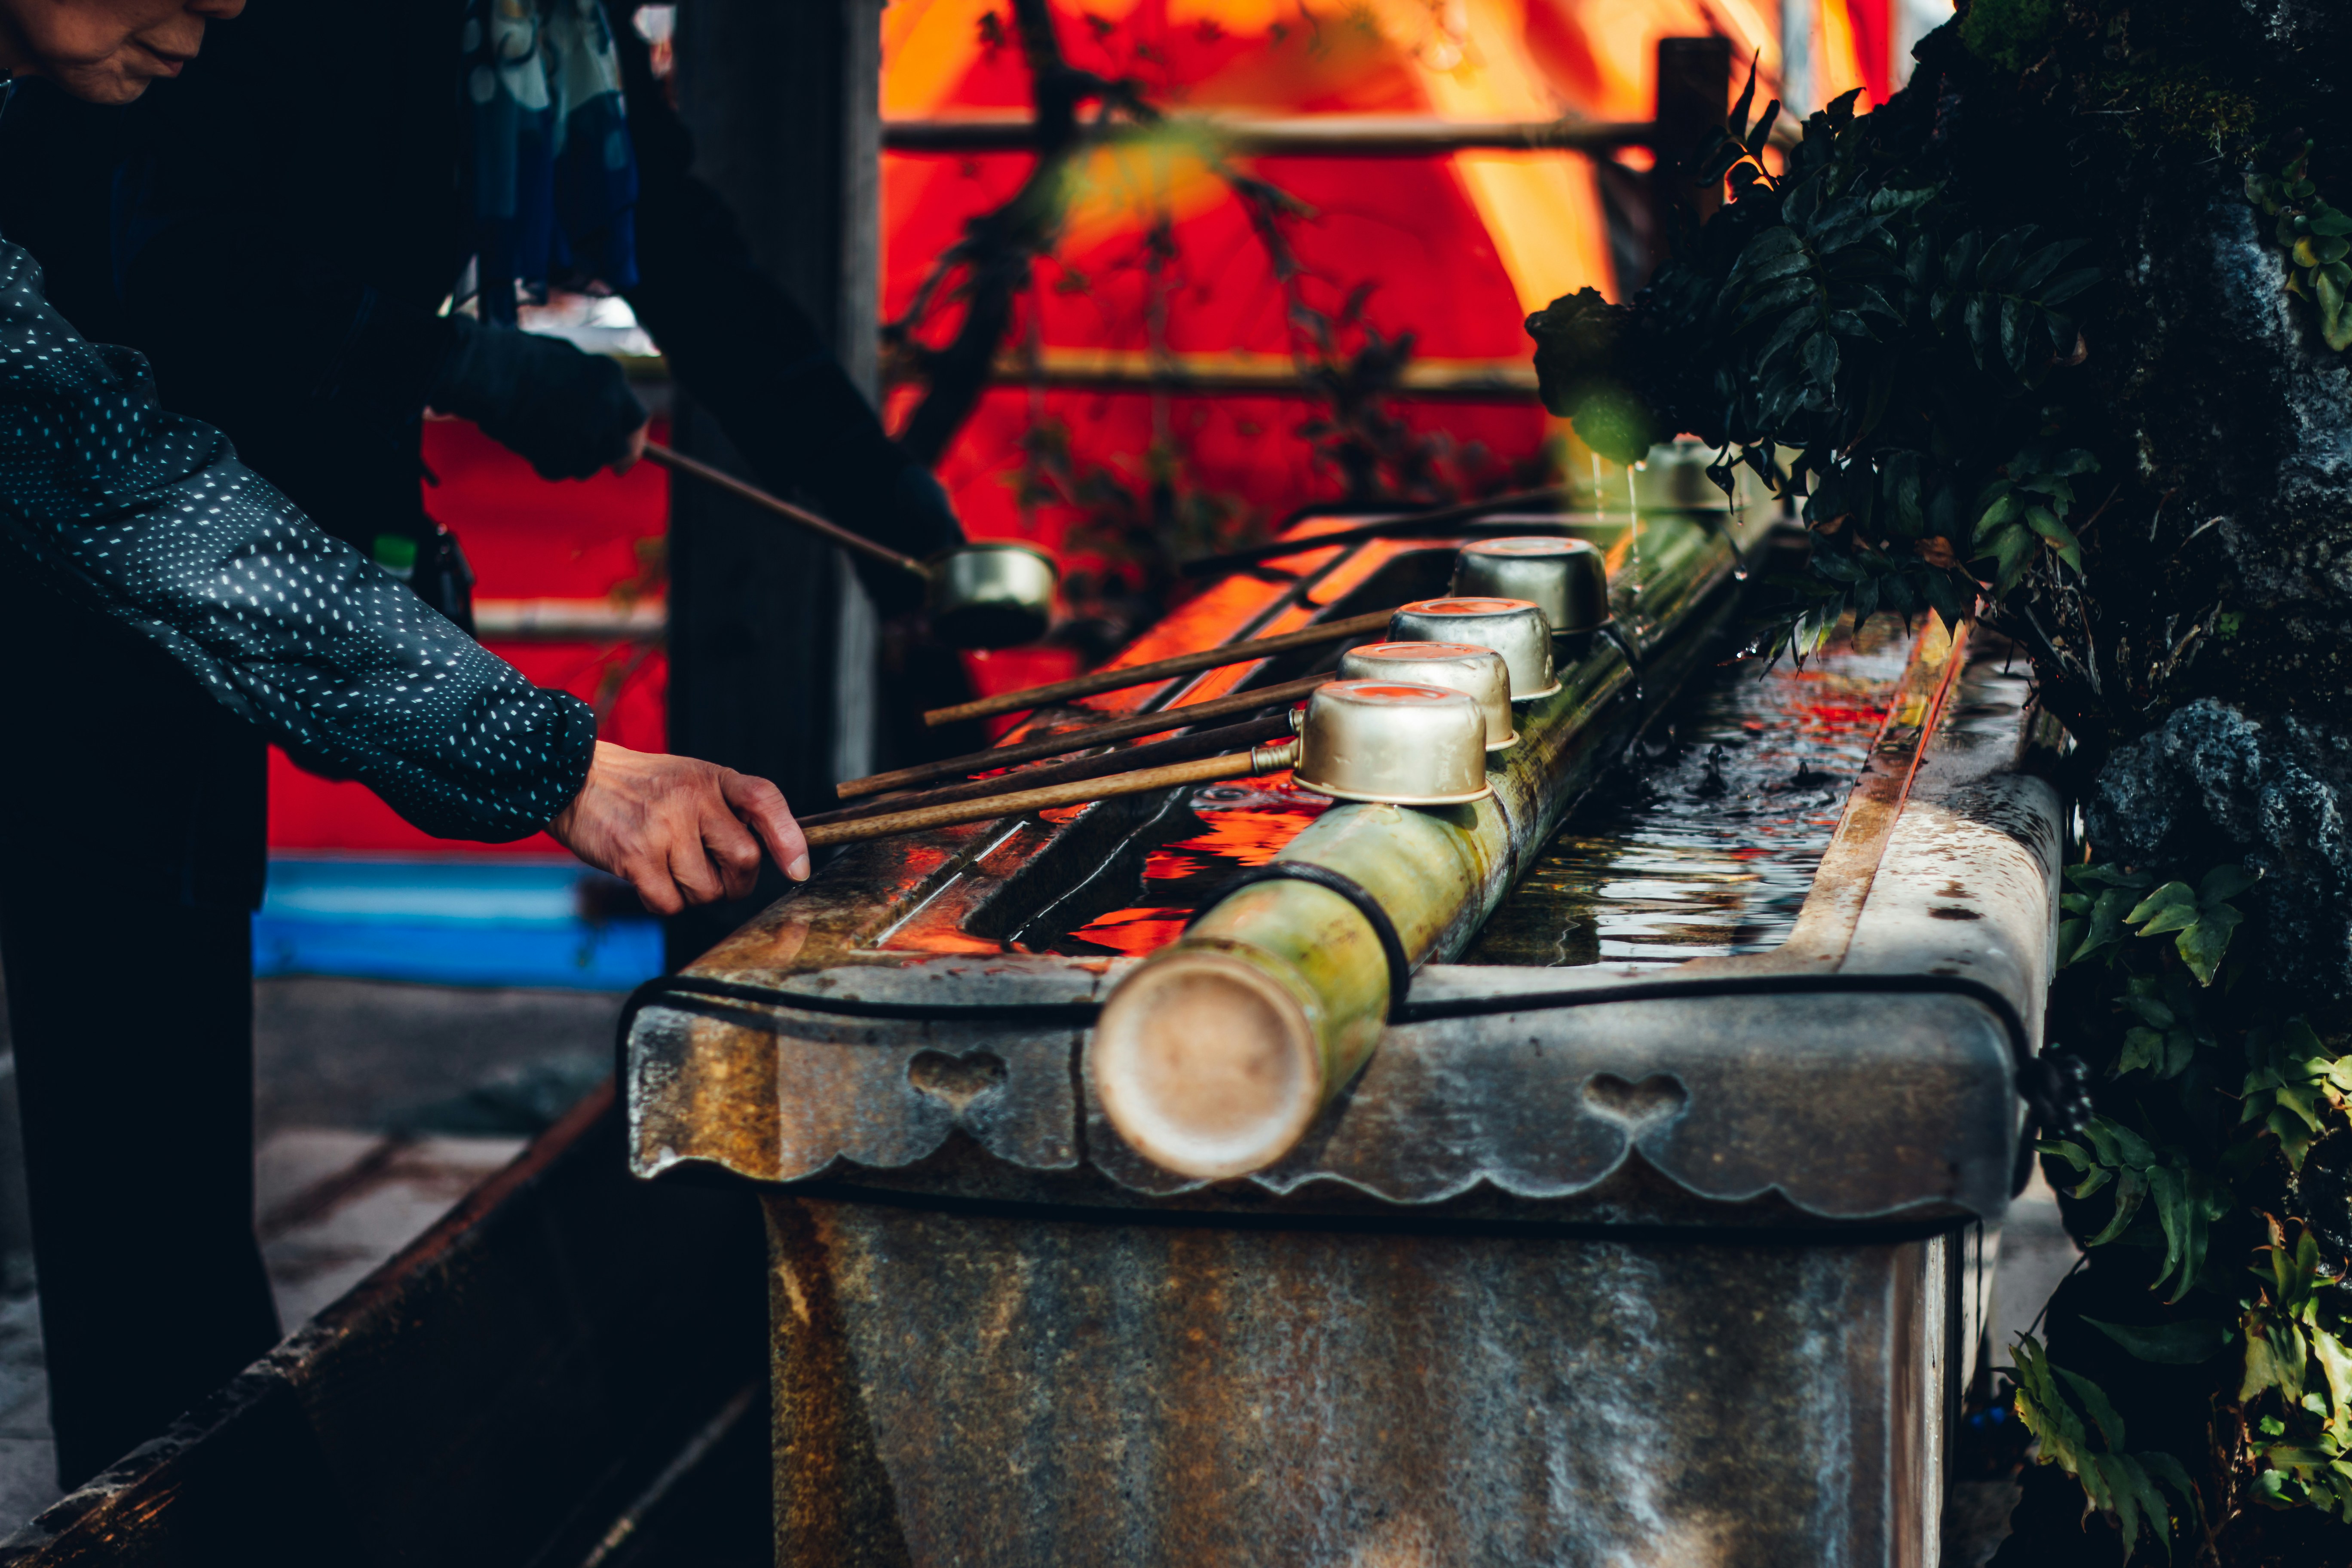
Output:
[1464,620,1910,967]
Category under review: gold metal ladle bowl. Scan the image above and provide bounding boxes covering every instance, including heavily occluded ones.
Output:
[1335,642,1516,751]
[1290,680,1492,806]
[925,540,1060,650]
[1385,597,1559,701]
[1449,537,1610,637]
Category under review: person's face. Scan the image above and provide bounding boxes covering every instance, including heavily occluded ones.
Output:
[0,0,244,104]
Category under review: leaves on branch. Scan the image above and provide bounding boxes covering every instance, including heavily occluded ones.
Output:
[2007,1333,2200,1556]
[2085,1315,2236,1365]
[2042,850,2352,1537]
[2252,143,2352,353]
[2242,1020,2352,1172]
[1525,287,1666,464]
[2041,1114,2224,1302]
[2059,860,2257,986]
[1522,57,2105,670]
[2236,1218,2352,1521]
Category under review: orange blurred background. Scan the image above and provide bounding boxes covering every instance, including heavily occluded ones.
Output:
[271,0,1928,859]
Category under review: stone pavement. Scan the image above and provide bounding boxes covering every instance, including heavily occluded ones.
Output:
[0,974,620,1531]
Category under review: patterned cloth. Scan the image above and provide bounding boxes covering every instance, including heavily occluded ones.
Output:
[0,236,597,841]
[463,0,640,323]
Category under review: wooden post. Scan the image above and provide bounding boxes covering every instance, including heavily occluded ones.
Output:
[666,0,885,965]
[1651,36,1733,256]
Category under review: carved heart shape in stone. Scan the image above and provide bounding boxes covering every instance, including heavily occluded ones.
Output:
[908,1049,1009,1114]
[1579,1072,1688,1127]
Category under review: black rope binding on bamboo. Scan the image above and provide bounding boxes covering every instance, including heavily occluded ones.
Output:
[1184,862,1415,1013]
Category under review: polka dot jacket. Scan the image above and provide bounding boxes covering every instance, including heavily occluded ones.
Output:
[0,238,596,842]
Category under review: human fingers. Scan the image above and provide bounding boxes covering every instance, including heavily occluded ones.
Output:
[612,420,649,475]
[664,821,727,907]
[624,851,686,917]
[699,796,767,902]
[722,770,809,882]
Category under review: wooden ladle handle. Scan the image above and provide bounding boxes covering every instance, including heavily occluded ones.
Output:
[644,442,928,579]
[921,609,1394,729]
[804,741,1298,848]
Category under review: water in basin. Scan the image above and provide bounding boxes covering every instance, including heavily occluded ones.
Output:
[1037,619,1911,966]
[1463,618,1910,967]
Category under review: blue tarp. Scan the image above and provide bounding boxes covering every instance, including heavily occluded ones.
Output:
[254,857,662,991]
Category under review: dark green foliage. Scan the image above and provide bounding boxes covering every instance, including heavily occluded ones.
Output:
[2061,863,2259,988]
[2085,1316,2235,1366]
[2026,862,2352,1553]
[1544,10,2352,1560]
[2010,1331,2201,1559]
[1524,68,2102,668]
[1960,0,2064,75]
[1525,288,1664,465]
[2250,144,2352,352]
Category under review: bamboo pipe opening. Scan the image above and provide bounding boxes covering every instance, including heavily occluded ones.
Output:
[1091,950,1323,1182]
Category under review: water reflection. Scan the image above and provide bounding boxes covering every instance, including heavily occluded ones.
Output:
[1463,620,1910,967]
[1034,622,1911,966]
[1049,775,1332,958]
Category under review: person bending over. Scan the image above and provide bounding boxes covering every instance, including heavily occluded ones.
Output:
[0,0,812,1484]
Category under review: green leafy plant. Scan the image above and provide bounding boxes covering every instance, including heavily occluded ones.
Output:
[2249,143,2352,352]
[2061,863,2261,986]
[2239,1219,2352,1519]
[1972,446,2093,597]
[2014,861,2352,1553]
[2044,1113,2227,1303]
[2241,1021,2352,1172]
[2009,1331,2202,1556]
[1523,69,2104,680]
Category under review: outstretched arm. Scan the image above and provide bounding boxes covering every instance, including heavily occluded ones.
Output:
[0,238,591,840]
[0,236,808,902]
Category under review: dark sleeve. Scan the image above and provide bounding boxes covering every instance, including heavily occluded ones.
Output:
[0,239,595,842]
[609,7,962,578]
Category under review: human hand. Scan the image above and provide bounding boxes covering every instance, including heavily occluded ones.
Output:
[612,419,649,475]
[429,317,650,482]
[544,741,809,916]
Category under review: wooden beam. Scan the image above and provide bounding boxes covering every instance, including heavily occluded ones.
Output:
[883,113,1652,156]
[0,1089,766,1566]
[952,347,1541,401]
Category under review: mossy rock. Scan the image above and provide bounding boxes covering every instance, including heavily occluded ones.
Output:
[1959,0,2062,74]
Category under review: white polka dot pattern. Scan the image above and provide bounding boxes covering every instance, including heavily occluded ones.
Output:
[0,239,595,842]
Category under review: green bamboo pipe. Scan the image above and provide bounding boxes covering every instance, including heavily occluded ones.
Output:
[1090,511,1747,1180]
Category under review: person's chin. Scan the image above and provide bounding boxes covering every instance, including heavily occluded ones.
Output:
[50,64,154,105]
